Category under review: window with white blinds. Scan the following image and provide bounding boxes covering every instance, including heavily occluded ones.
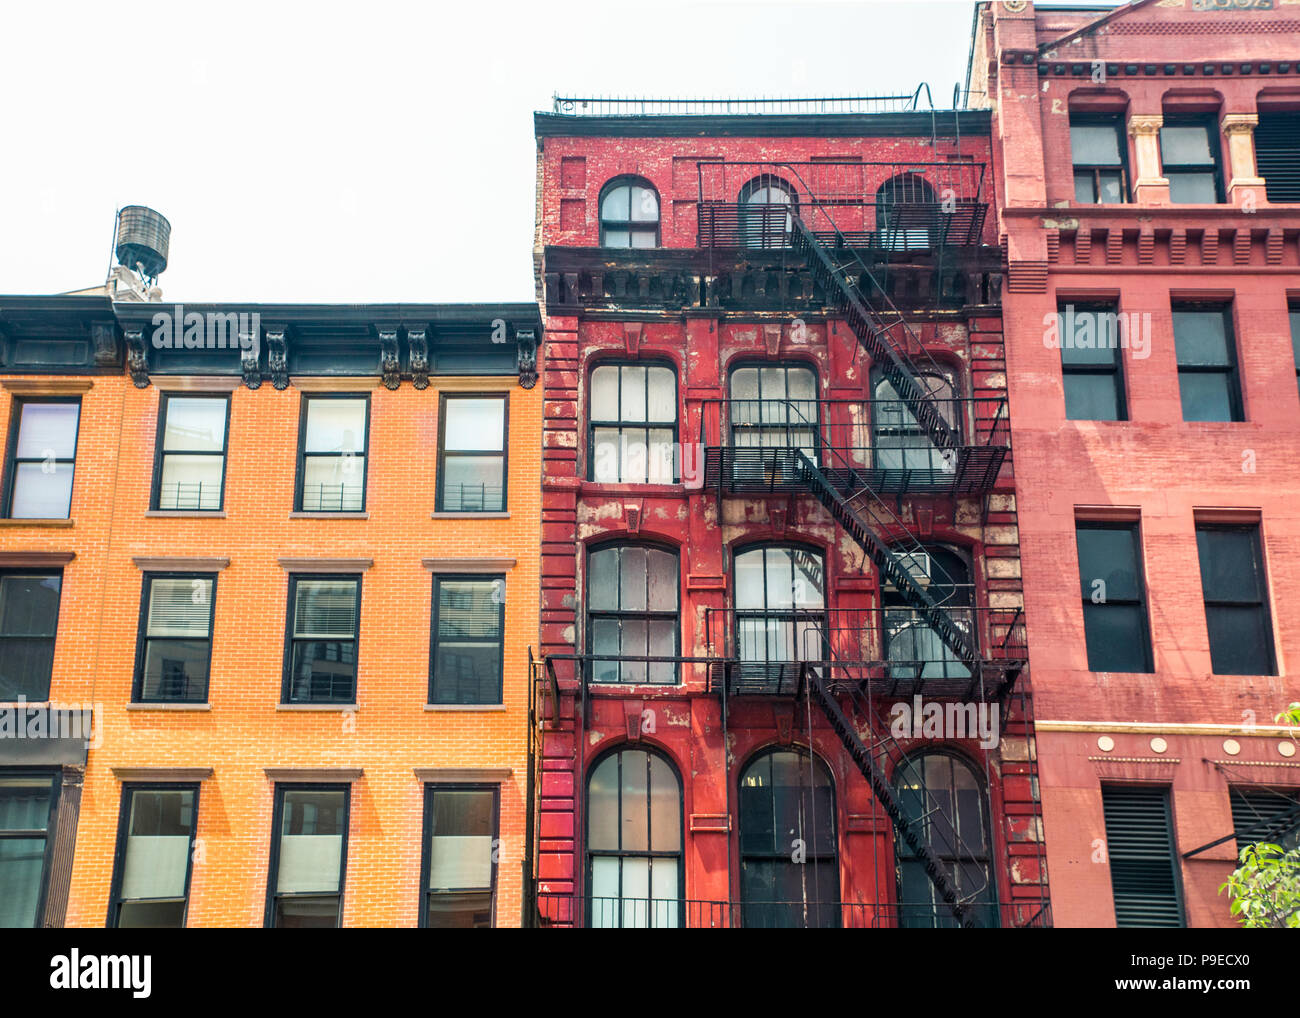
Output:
[421,785,499,928]
[285,577,360,704]
[267,786,349,928]
[4,400,80,519]
[153,396,228,511]
[135,575,215,703]
[298,396,368,512]
[429,576,504,705]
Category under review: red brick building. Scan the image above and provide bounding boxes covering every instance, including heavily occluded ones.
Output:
[971,0,1300,927]
[528,97,1050,927]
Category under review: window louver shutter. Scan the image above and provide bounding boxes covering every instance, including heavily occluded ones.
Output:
[147,578,213,638]
[1101,786,1184,928]
[1255,113,1300,203]
[1231,788,1300,852]
[294,581,358,639]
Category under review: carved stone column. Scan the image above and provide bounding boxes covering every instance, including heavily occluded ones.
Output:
[1128,114,1170,204]
[1222,113,1266,208]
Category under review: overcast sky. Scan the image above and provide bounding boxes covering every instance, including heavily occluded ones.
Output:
[1,0,1118,304]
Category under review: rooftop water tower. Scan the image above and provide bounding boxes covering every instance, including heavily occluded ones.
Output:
[107,205,171,301]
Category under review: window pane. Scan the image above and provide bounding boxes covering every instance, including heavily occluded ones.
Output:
[163,398,226,452]
[734,549,766,610]
[444,399,504,451]
[591,366,618,421]
[587,756,619,851]
[619,547,647,612]
[645,548,677,611]
[0,779,51,831]
[147,578,212,638]
[629,186,658,223]
[0,574,61,637]
[1075,527,1141,601]
[602,229,630,248]
[158,454,223,510]
[0,839,46,927]
[731,367,759,401]
[1074,171,1097,204]
[425,891,493,928]
[294,581,357,638]
[1071,122,1122,165]
[10,462,74,518]
[646,367,675,422]
[1064,373,1121,421]
[117,901,186,928]
[1197,528,1264,602]
[276,790,345,894]
[1059,308,1121,365]
[1161,125,1215,165]
[1290,311,1300,372]
[620,751,649,852]
[432,579,502,704]
[1206,605,1273,676]
[301,455,365,511]
[620,366,647,423]
[304,399,366,454]
[1082,603,1150,672]
[441,456,504,511]
[1098,171,1124,203]
[629,229,657,249]
[1168,172,1218,204]
[428,789,495,890]
[140,640,210,701]
[15,403,79,459]
[1173,311,1230,366]
[601,185,630,222]
[274,896,339,927]
[1178,372,1235,422]
[119,789,194,902]
[290,643,356,702]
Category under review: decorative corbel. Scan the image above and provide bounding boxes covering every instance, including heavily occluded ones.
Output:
[124,326,150,388]
[264,324,289,390]
[623,322,643,357]
[378,328,401,390]
[625,499,643,534]
[91,321,119,367]
[763,323,782,357]
[516,326,538,389]
[407,327,429,390]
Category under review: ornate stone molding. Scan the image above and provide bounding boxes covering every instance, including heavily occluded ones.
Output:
[265,324,289,390]
[263,767,364,782]
[1127,115,1164,137]
[407,327,429,389]
[241,346,261,390]
[0,551,75,567]
[378,328,401,390]
[421,557,516,572]
[413,768,513,783]
[124,326,150,388]
[1,379,93,395]
[132,556,230,571]
[277,557,373,572]
[90,321,119,366]
[516,326,538,389]
[111,767,214,781]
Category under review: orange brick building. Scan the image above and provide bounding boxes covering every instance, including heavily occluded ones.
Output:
[0,295,542,927]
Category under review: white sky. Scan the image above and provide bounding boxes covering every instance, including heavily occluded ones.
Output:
[1,0,1119,304]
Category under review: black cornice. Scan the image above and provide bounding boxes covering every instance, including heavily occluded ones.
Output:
[534,110,991,139]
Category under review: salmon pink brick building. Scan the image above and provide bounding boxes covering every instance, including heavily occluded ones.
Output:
[970,0,1300,927]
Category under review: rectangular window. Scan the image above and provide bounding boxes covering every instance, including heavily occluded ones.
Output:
[1071,116,1129,204]
[1101,785,1184,928]
[266,785,349,928]
[3,399,79,519]
[589,364,677,484]
[1253,111,1300,204]
[108,784,198,928]
[1231,788,1300,854]
[1290,307,1300,393]
[297,395,368,512]
[1075,522,1152,673]
[152,395,228,511]
[1160,118,1222,204]
[1057,303,1127,421]
[1172,305,1242,422]
[284,576,360,704]
[588,545,679,685]
[0,571,62,701]
[0,774,58,928]
[420,785,499,928]
[430,576,504,704]
[133,574,216,703]
[437,395,507,512]
[1196,524,1275,676]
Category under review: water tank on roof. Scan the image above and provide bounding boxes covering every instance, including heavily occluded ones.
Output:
[115,205,171,279]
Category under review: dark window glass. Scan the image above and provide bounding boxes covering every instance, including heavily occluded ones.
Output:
[284,577,360,703]
[733,546,826,669]
[1196,525,1275,675]
[0,775,57,928]
[1172,306,1241,422]
[587,748,682,927]
[1290,309,1300,393]
[740,749,838,928]
[1231,788,1300,855]
[1101,785,1184,927]
[421,785,498,927]
[437,396,507,512]
[739,175,795,249]
[134,575,215,702]
[883,546,972,680]
[266,786,348,928]
[1254,112,1300,203]
[876,173,938,250]
[153,396,228,511]
[297,396,367,511]
[599,179,659,249]
[0,572,62,701]
[1071,117,1129,204]
[895,753,997,928]
[1075,523,1153,673]
[587,545,678,685]
[4,400,79,519]
[1160,119,1222,204]
[1057,304,1127,421]
[109,785,198,928]
[429,576,504,704]
[589,364,677,483]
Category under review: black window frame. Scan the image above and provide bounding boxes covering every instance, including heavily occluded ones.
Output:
[1160,115,1225,204]
[587,361,679,484]
[418,783,500,928]
[132,572,218,704]
[1172,302,1243,422]
[728,361,820,459]
[1056,302,1129,421]
[598,176,660,249]
[0,769,60,929]
[1230,786,1300,855]
[2,396,81,520]
[869,366,961,471]
[585,542,680,686]
[1069,114,1131,205]
[1101,784,1186,928]
[731,542,829,669]
[1075,520,1154,674]
[1289,305,1300,395]
[435,392,509,513]
[1195,523,1276,676]
[150,392,230,512]
[0,568,63,703]
[881,544,973,680]
[281,573,362,705]
[738,174,797,249]
[428,573,506,705]
[263,782,351,928]
[106,781,201,928]
[294,392,370,513]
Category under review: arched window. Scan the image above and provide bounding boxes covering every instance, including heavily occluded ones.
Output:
[587,543,679,685]
[876,173,937,251]
[882,545,972,680]
[586,747,682,927]
[599,178,659,248]
[739,748,839,927]
[739,175,796,249]
[894,752,998,928]
[588,362,677,484]
[733,545,826,673]
[872,370,958,476]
